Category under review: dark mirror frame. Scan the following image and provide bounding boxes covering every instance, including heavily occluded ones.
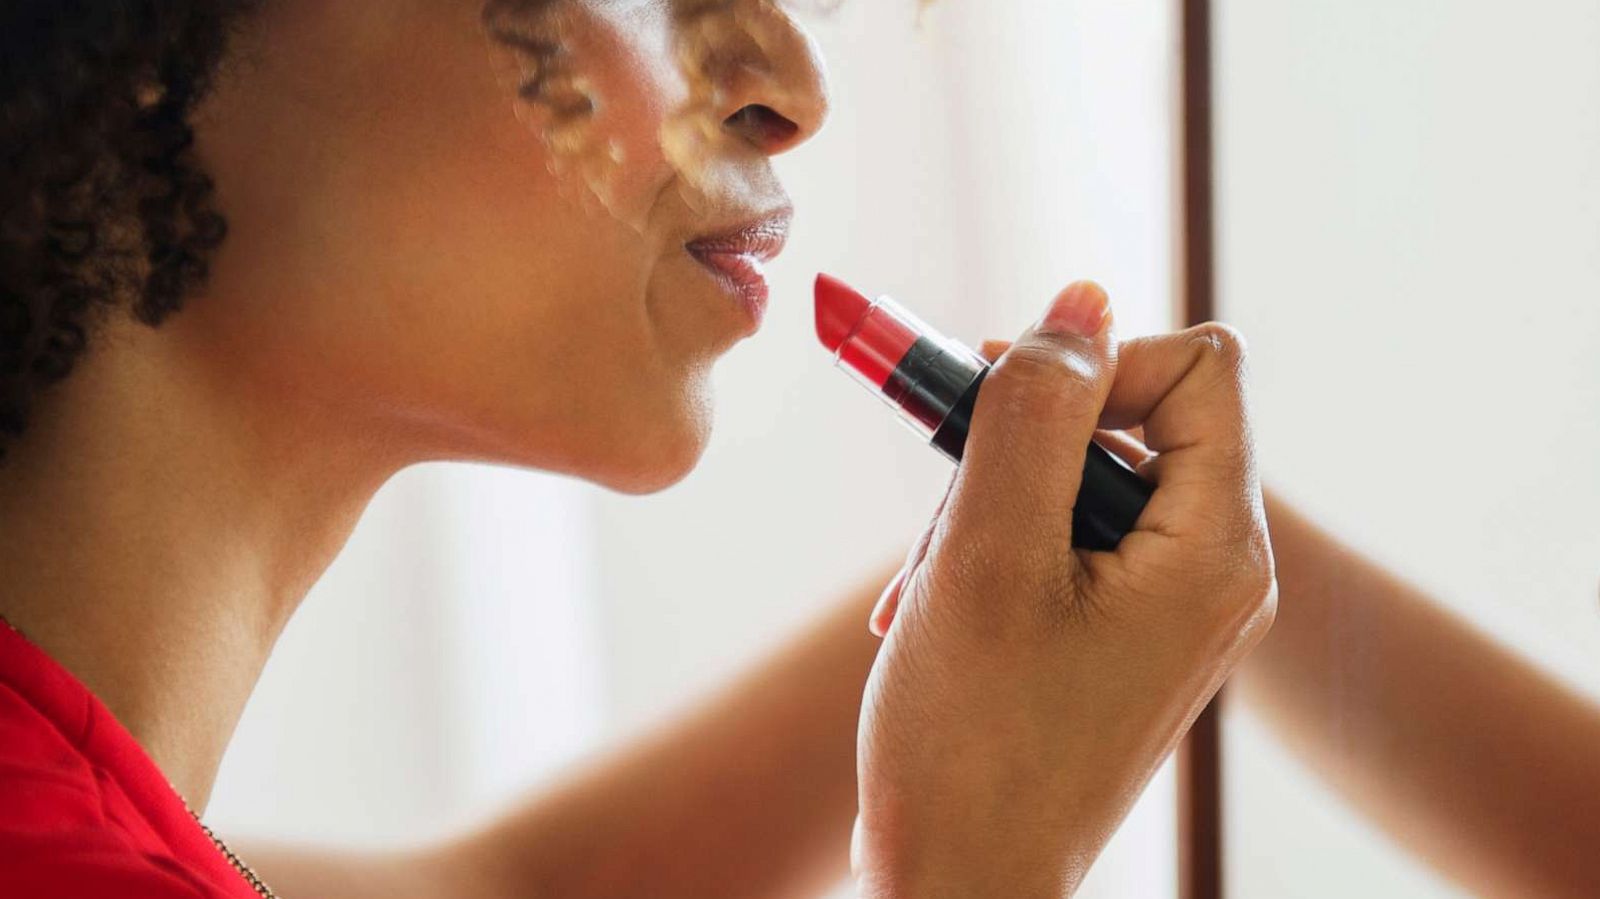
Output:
[1177,1,1221,897]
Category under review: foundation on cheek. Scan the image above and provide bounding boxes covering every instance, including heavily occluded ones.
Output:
[482,0,630,222]
[483,0,835,228]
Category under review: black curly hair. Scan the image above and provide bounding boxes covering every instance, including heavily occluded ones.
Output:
[0,1,260,458]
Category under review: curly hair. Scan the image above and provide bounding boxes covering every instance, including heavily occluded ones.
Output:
[0,1,258,457]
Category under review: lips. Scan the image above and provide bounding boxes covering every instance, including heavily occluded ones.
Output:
[685,212,792,325]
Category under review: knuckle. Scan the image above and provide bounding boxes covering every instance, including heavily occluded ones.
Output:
[985,342,1101,415]
[1187,322,1250,380]
[1220,535,1279,639]
[1252,575,1280,634]
[1233,540,1278,610]
[1231,568,1280,652]
[1182,514,1277,644]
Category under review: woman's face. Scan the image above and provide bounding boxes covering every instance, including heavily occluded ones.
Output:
[189,0,827,492]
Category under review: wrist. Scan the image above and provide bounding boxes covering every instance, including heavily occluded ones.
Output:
[857,864,1071,899]
[854,821,1077,899]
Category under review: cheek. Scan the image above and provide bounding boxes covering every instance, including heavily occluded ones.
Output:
[483,3,687,229]
[371,139,705,485]
[369,10,710,477]
[203,2,715,486]
[337,10,678,362]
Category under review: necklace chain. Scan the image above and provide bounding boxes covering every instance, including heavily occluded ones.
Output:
[189,809,278,899]
[0,615,276,898]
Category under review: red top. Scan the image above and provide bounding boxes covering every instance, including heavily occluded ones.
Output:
[0,621,259,898]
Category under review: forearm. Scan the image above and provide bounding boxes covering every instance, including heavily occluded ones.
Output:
[445,568,892,899]
[1237,490,1600,897]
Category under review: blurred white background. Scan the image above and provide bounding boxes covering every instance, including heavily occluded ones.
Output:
[1218,0,1600,895]
[207,0,1185,896]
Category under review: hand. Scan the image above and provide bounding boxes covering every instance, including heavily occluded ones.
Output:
[852,281,1277,899]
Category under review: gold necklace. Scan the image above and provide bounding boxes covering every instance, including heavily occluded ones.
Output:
[0,615,276,898]
[189,809,278,899]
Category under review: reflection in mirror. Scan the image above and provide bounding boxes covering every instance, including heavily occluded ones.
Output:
[1218,1,1600,896]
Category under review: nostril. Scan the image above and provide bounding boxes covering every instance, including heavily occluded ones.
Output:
[724,104,800,152]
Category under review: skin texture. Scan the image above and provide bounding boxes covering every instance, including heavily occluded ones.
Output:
[854,286,1276,898]
[235,286,1280,899]
[4,2,1592,898]
[0,0,826,819]
[242,569,897,899]
[881,353,1600,897]
[195,0,822,491]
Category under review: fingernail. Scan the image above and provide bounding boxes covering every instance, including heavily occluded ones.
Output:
[1038,281,1109,337]
[978,339,1010,361]
[869,567,907,637]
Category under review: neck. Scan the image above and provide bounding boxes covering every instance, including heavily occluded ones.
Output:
[0,312,405,810]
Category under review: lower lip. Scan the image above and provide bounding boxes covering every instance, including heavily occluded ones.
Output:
[688,248,770,327]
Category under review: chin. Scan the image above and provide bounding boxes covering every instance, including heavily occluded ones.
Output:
[591,419,710,496]
[451,356,718,494]
[577,384,714,496]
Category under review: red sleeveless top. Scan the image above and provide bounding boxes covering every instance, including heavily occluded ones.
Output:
[0,622,260,897]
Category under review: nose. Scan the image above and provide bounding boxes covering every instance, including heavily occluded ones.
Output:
[709,4,830,156]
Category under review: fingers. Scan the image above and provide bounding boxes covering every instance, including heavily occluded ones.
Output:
[1094,428,1155,473]
[868,567,907,638]
[986,341,1151,472]
[1098,323,1251,475]
[1097,323,1260,543]
[941,282,1118,571]
[978,339,1012,363]
[870,474,957,637]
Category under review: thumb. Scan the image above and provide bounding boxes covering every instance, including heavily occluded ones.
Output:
[941,281,1118,570]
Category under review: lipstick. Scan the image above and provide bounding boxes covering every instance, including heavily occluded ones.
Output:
[814,273,1153,552]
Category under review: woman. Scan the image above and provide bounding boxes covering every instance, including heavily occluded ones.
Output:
[5,2,1596,898]
[0,2,1273,896]
[11,3,1577,899]
[0,1,1277,896]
